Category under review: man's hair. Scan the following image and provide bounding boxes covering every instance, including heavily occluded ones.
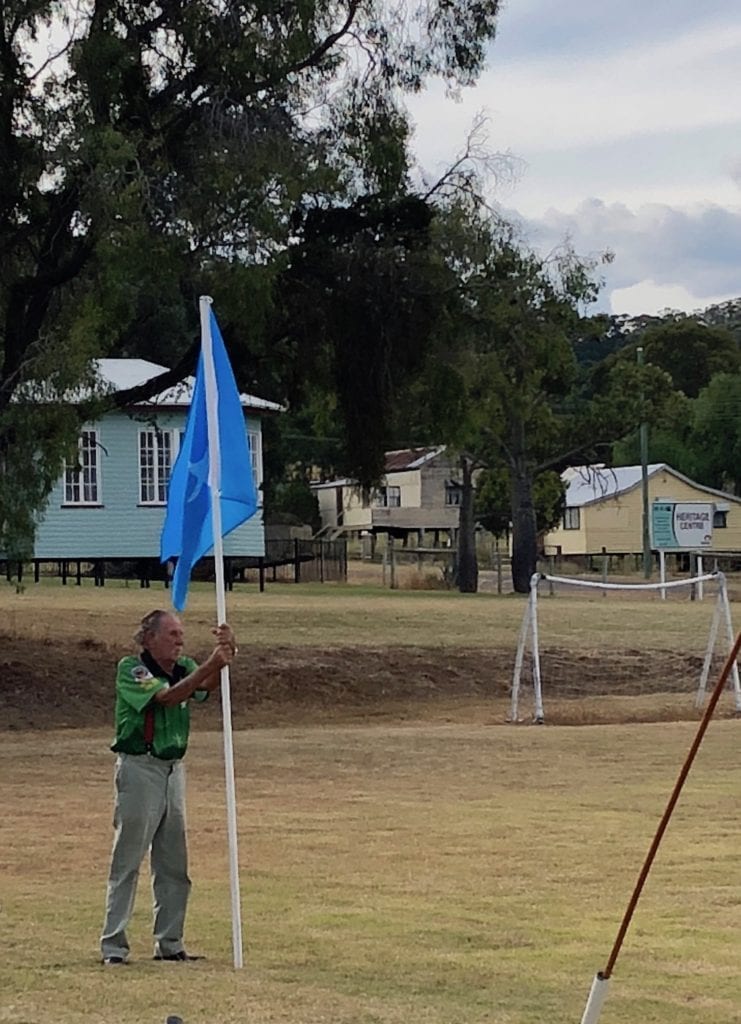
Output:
[135,609,170,647]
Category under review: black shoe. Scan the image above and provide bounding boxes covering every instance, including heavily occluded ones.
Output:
[102,955,127,965]
[154,951,204,962]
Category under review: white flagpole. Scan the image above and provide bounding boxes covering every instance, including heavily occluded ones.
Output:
[200,294,244,969]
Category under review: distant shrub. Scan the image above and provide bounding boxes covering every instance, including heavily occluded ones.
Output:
[399,570,451,591]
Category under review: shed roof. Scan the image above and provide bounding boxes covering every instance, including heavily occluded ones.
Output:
[384,446,446,472]
[94,359,281,412]
[563,464,741,507]
[311,446,448,490]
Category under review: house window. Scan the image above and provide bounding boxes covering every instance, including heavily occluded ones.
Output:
[563,507,581,530]
[713,509,727,529]
[248,429,263,498]
[64,430,101,505]
[373,485,401,508]
[445,483,463,506]
[139,429,174,505]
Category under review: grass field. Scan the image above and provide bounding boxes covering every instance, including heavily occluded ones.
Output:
[0,577,735,652]
[3,723,741,1024]
[1,581,740,1023]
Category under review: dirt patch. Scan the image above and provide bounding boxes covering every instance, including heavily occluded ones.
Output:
[0,631,733,730]
[0,634,507,731]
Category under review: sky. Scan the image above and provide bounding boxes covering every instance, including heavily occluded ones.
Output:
[406,0,741,317]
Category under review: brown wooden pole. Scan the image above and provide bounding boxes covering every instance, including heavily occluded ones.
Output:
[602,631,741,979]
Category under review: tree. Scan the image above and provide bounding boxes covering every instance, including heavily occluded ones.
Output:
[630,320,739,398]
[275,195,449,489]
[397,208,687,592]
[688,373,741,494]
[475,466,565,541]
[441,222,608,593]
[0,0,504,553]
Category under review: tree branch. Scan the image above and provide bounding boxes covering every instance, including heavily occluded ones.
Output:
[102,342,199,411]
[534,441,613,475]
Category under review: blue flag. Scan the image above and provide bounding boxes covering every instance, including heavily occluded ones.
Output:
[161,308,257,610]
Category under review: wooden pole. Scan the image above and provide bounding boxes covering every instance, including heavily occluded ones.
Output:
[602,631,741,980]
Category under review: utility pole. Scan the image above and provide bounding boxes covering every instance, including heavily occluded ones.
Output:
[638,346,651,578]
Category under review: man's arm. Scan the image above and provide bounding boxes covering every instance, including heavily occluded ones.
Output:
[154,643,233,707]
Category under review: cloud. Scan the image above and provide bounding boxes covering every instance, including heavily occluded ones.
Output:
[609,280,739,317]
[408,17,741,162]
[512,199,741,314]
[405,3,741,317]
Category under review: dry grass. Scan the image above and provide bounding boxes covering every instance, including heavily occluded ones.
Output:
[1,580,740,1023]
[0,576,735,654]
[3,722,741,1024]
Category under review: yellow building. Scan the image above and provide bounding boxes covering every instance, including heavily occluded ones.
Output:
[311,446,462,542]
[544,464,741,556]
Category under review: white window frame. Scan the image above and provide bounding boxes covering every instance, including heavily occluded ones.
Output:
[64,429,101,506]
[372,485,401,508]
[248,429,263,503]
[563,507,581,531]
[138,428,177,506]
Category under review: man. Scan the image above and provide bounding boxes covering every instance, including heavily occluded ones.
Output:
[100,609,237,965]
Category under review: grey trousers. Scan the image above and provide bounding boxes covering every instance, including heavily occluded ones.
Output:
[100,753,191,960]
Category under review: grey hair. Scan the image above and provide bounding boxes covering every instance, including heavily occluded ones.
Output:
[135,609,170,647]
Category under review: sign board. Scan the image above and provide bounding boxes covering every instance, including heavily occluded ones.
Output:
[651,500,714,550]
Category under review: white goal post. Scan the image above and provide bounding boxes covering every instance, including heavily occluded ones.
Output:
[510,571,740,724]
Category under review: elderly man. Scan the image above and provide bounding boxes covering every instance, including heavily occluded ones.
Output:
[100,609,236,965]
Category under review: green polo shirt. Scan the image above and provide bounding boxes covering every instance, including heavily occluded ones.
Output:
[111,653,208,761]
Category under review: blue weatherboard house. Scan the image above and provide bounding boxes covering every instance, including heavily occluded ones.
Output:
[32,359,280,562]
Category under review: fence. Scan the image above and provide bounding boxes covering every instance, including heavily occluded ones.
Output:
[234,538,347,588]
[0,539,348,591]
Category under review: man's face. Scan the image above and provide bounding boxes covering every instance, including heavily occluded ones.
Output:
[146,613,184,668]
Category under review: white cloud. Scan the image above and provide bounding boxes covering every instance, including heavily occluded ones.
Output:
[515,199,741,313]
[610,280,740,317]
[406,4,741,315]
[409,19,741,163]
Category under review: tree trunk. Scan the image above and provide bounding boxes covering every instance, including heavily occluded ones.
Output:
[455,455,478,593]
[510,459,538,594]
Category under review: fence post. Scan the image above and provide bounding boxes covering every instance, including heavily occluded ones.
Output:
[294,538,301,583]
[388,535,397,589]
[319,541,325,583]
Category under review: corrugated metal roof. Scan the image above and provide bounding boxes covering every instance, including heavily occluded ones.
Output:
[94,358,282,412]
[384,446,446,472]
[563,463,741,506]
[310,446,448,489]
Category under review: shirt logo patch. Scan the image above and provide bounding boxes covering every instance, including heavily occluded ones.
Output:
[132,664,157,689]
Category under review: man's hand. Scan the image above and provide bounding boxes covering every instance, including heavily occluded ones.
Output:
[212,622,238,656]
[206,641,234,671]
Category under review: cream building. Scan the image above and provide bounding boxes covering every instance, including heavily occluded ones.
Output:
[545,464,741,556]
[312,446,462,543]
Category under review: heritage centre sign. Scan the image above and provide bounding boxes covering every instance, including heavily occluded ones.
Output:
[651,500,714,550]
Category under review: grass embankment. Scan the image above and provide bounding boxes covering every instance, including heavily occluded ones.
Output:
[2,723,741,1024]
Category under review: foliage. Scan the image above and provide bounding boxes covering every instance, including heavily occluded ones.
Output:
[615,372,741,496]
[276,196,450,489]
[475,467,565,539]
[690,373,741,494]
[266,478,322,532]
[0,0,503,552]
[406,212,613,591]
[638,320,740,398]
